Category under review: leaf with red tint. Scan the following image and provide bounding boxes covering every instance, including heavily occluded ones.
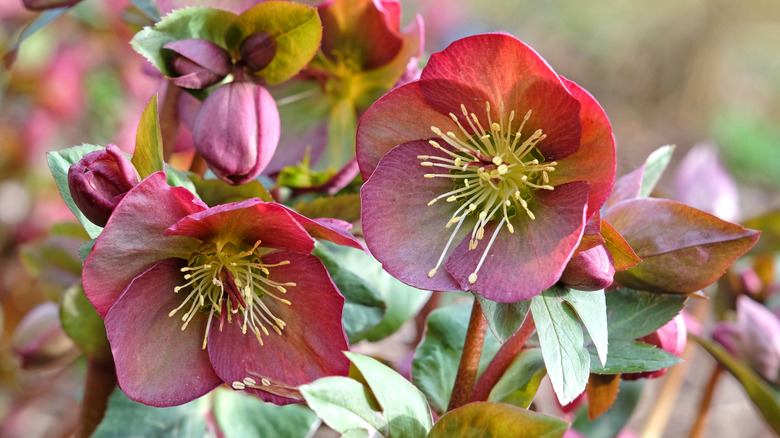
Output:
[429,402,568,438]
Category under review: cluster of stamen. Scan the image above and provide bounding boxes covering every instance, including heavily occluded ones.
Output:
[169,240,295,349]
[420,101,557,285]
[231,369,304,400]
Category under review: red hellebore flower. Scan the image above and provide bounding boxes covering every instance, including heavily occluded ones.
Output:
[357,33,615,302]
[82,172,363,406]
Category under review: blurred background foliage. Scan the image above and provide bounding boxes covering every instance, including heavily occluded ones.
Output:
[1,0,779,436]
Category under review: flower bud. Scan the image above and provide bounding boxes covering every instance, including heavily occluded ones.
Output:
[623,314,687,380]
[192,82,280,185]
[240,32,278,73]
[67,144,140,227]
[163,38,231,89]
[23,0,82,10]
[12,302,78,370]
[559,244,615,291]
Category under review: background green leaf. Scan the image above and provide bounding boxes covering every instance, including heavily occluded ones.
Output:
[132,95,164,179]
[300,376,388,437]
[488,348,547,408]
[639,144,674,197]
[189,176,273,206]
[588,340,682,374]
[476,296,530,343]
[605,288,686,340]
[213,390,319,438]
[427,402,568,438]
[59,283,109,360]
[46,144,104,238]
[571,380,644,438]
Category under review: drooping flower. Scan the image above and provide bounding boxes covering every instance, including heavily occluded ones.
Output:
[82,172,363,406]
[357,33,616,302]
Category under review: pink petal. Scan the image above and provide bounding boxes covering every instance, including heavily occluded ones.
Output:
[208,252,349,405]
[360,140,468,292]
[105,258,222,407]
[446,181,590,302]
[280,205,365,250]
[83,172,206,317]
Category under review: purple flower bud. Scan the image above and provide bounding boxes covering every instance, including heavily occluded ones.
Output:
[623,314,687,380]
[240,32,278,73]
[559,244,615,291]
[192,82,280,185]
[163,39,231,89]
[23,0,82,10]
[68,144,140,227]
[12,302,78,370]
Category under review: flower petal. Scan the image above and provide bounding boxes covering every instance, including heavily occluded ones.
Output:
[445,181,590,302]
[279,205,365,250]
[208,252,349,405]
[83,172,206,317]
[550,77,616,218]
[105,258,221,407]
[166,199,316,254]
[356,80,456,179]
[361,140,468,292]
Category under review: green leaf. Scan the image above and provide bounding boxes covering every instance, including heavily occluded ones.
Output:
[92,389,209,438]
[3,7,67,68]
[300,376,388,437]
[427,402,568,438]
[345,352,433,438]
[313,243,386,343]
[476,295,530,343]
[531,287,590,405]
[639,144,674,197]
[694,335,780,435]
[572,380,643,438]
[562,288,608,367]
[488,349,547,408]
[213,389,319,438]
[59,283,110,360]
[226,2,322,84]
[78,238,96,263]
[130,0,161,22]
[412,302,501,414]
[189,176,273,206]
[322,98,357,171]
[588,340,682,374]
[605,289,686,340]
[166,165,199,195]
[130,7,238,76]
[46,144,104,238]
[133,95,164,179]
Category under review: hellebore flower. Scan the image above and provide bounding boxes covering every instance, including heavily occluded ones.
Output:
[162,38,231,90]
[623,313,687,380]
[12,302,78,371]
[193,81,280,185]
[713,296,780,385]
[68,144,140,227]
[357,33,616,302]
[82,172,363,406]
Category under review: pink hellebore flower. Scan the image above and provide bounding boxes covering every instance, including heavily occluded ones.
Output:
[357,33,616,302]
[193,81,280,185]
[162,38,232,90]
[82,172,363,406]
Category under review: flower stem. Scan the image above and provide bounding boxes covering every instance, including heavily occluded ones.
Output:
[447,298,487,411]
[687,364,723,438]
[413,292,442,347]
[189,152,207,177]
[470,311,535,402]
[75,356,117,438]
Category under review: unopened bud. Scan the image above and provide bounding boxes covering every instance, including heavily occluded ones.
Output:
[559,244,615,291]
[12,302,78,370]
[240,32,278,73]
[68,144,140,227]
[163,38,231,89]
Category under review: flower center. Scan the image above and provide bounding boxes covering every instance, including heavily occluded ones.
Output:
[169,240,295,349]
[420,101,557,285]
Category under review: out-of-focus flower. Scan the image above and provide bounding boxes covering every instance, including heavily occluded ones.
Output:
[11,302,78,370]
[82,172,364,406]
[673,143,739,222]
[67,144,140,227]
[192,81,280,185]
[162,38,231,89]
[713,296,780,385]
[623,313,687,380]
[560,244,615,291]
[357,33,616,303]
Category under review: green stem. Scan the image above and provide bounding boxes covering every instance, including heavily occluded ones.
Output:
[75,356,117,438]
[687,364,723,438]
[447,298,488,411]
[470,311,535,402]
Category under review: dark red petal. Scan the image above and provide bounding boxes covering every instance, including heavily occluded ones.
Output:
[208,252,349,405]
[446,181,590,302]
[361,140,468,292]
[105,258,222,407]
[279,206,365,250]
[166,199,315,254]
[356,81,457,180]
[551,77,616,218]
[83,172,206,317]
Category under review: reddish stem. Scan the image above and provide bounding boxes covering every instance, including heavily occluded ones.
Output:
[470,311,536,402]
[189,152,208,177]
[687,364,724,438]
[413,292,442,347]
[75,357,117,438]
[447,298,488,411]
